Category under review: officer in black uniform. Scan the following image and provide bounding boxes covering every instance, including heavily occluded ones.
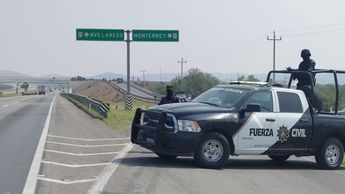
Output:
[287,49,316,89]
[288,49,322,111]
[159,86,179,105]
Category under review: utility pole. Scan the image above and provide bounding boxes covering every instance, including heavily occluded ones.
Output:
[267,31,282,83]
[178,58,187,78]
[159,67,162,82]
[141,69,147,88]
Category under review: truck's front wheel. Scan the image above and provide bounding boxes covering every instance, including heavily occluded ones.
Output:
[315,138,344,169]
[194,132,230,169]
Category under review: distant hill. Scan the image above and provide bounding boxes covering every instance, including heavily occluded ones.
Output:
[40,74,68,79]
[91,72,126,80]
[0,70,27,77]
[0,83,13,90]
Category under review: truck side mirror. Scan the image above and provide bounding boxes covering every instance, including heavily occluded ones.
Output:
[245,103,261,112]
[239,103,261,119]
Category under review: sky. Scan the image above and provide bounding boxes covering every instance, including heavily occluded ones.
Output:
[0,0,345,77]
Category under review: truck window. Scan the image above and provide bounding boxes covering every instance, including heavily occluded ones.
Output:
[277,92,303,113]
[244,91,273,112]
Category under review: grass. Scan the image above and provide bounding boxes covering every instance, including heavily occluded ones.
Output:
[103,100,154,132]
[63,95,154,133]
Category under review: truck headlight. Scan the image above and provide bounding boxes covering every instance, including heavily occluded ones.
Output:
[177,120,201,132]
[140,113,147,125]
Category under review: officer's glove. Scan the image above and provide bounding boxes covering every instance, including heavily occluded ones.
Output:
[286,67,292,71]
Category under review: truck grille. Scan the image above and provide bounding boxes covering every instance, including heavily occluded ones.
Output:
[141,111,176,132]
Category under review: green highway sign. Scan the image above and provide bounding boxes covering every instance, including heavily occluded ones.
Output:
[76,29,124,41]
[132,30,179,42]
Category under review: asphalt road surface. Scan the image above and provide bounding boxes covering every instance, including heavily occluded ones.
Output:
[0,94,54,194]
[1,94,345,194]
[112,82,154,98]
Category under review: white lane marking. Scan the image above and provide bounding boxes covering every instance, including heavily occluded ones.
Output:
[88,143,134,194]
[41,161,110,168]
[37,177,96,185]
[15,101,20,104]
[48,135,129,141]
[46,141,127,148]
[44,149,119,156]
[3,104,9,108]
[22,96,55,194]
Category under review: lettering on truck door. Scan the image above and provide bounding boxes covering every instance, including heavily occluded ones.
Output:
[234,91,278,154]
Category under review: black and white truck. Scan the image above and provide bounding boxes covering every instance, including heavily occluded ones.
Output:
[131,69,345,169]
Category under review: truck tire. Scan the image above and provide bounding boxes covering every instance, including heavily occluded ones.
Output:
[268,155,290,162]
[194,132,230,169]
[156,153,177,160]
[315,138,344,169]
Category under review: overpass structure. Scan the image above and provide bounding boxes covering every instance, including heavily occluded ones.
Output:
[0,77,70,95]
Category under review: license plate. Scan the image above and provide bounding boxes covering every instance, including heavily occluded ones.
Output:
[146,138,154,144]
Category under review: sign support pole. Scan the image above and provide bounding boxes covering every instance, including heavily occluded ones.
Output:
[125,30,133,110]
[126,30,131,96]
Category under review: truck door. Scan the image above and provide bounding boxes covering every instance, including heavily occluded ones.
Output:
[234,91,278,155]
[271,91,312,154]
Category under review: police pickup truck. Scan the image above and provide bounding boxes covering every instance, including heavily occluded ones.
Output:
[131,70,345,169]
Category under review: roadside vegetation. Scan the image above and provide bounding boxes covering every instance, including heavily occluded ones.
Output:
[171,68,219,97]
[316,84,345,111]
[64,95,154,133]
[103,100,154,133]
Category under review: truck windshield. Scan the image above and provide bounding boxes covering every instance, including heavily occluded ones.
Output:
[193,87,248,107]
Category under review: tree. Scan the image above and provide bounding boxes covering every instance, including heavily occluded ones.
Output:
[246,75,260,82]
[171,68,219,97]
[237,75,260,82]
[70,76,86,81]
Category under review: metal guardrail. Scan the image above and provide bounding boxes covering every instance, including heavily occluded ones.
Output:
[61,93,109,118]
[103,81,160,104]
[128,82,163,98]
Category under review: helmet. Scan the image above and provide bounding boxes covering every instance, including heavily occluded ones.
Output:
[301,49,311,57]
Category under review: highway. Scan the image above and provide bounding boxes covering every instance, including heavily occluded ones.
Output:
[1,94,345,194]
[111,82,156,98]
[0,95,54,194]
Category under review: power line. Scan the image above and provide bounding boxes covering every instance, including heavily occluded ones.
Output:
[267,31,282,83]
[189,33,268,61]
[190,40,267,62]
[277,22,345,32]
[284,27,345,37]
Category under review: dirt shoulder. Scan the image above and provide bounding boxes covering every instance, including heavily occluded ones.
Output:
[72,80,124,103]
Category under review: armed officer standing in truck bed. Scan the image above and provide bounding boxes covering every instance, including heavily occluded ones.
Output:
[288,49,316,89]
[287,49,322,111]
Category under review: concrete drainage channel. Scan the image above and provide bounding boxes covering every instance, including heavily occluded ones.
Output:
[36,134,132,193]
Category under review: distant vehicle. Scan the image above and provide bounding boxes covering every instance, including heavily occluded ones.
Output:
[175,93,188,102]
[338,108,345,115]
[116,78,124,83]
[38,85,45,95]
